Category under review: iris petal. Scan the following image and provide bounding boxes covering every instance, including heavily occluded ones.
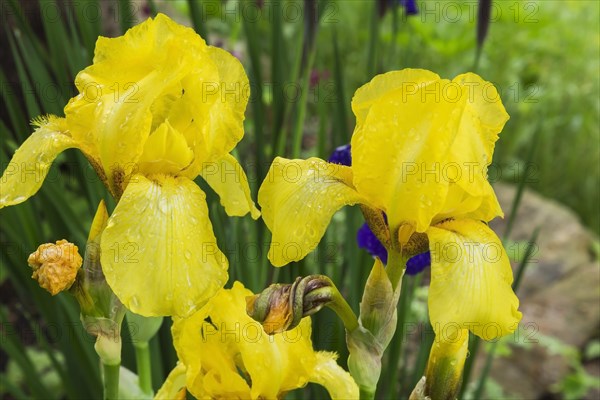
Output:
[66,14,211,196]
[351,70,460,232]
[100,174,228,317]
[447,73,509,200]
[200,153,260,219]
[258,157,365,266]
[427,218,521,340]
[0,117,76,208]
[309,352,360,399]
[171,282,355,399]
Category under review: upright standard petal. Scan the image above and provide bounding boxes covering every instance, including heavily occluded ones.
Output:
[100,174,227,317]
[351,71,463,233]
[351,69,440,127]
[427,219,522,341]
[258,157,365,266]
[66,13,211,197]
[179,45,250,178]
[446,73,509,198]
[200,153,260,219]
[0,117,75,208]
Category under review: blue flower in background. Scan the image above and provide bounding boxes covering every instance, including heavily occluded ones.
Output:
[328,143,430,275]
[328,144,352,166]
[399,0,419,16]
[357,223,389,264]
[379,0,419,17]
[405,251,430,275]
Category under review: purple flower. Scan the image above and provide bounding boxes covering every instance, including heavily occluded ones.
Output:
[406,251,430,275]
[357,223,388,264]
[328,144,352,167]
[400,0,419,16]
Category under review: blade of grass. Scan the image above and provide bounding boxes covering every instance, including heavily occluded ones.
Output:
[118,0,135,33]
[188,0,208,41]
[331,28,349,142]
[474,0,492,70]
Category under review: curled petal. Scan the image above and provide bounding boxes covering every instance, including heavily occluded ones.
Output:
[155,363,187,400]
[0,117,76,208]
[448,73,509,199]
[309,352,359,400]
[179,45,250,178]
[258,157,365,266]
[100,174,227,317]
[200,153,260,219]
[172,282,325,399]
[203,46,249,155]
[427,219,521,340]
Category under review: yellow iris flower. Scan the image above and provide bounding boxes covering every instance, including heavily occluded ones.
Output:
[0,14,259,317]
[160,282,358,399]
[259,69,521,340]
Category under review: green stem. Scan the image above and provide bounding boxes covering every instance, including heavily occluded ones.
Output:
[328,291,359,333]
[102,362,120,400]
[134,342,153,395]
[386,250,408,291]
[360,387,376,400]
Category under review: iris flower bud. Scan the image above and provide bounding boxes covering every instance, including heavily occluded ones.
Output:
[28,239,83,295]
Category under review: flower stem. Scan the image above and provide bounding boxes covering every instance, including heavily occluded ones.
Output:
[360,386,376,400]
[134,342,153,395]
[386,250,408,291]
[328,290,359,332]
[102,362,120,400]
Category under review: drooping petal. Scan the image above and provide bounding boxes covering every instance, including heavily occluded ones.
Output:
[155,362,187,400]
[0,117,76,208]
[427,218,521,340]
[446,73,509,199]
[309,352,359,400]
[351,70,462,233]
[100,174,227,317]
[172,282,323,399]
[258,157,365,266]
[200,153,260,219]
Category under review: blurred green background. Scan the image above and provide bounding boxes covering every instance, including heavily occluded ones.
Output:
[1,0,598,399]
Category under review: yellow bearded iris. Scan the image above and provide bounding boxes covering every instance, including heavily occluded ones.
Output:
[161,282,358,399]
[258,69,521,340]
[0,14,259,317]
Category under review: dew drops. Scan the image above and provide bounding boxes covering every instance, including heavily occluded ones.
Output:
[131,296,140,308]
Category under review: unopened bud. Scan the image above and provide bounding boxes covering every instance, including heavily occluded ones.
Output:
[246,275,336,334]
[424,330,469,400]
[28,239,83,295]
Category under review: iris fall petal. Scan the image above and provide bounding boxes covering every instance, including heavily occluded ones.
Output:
[100,174,227,317]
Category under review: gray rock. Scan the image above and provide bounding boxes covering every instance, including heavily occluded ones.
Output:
[474,183,600,399]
